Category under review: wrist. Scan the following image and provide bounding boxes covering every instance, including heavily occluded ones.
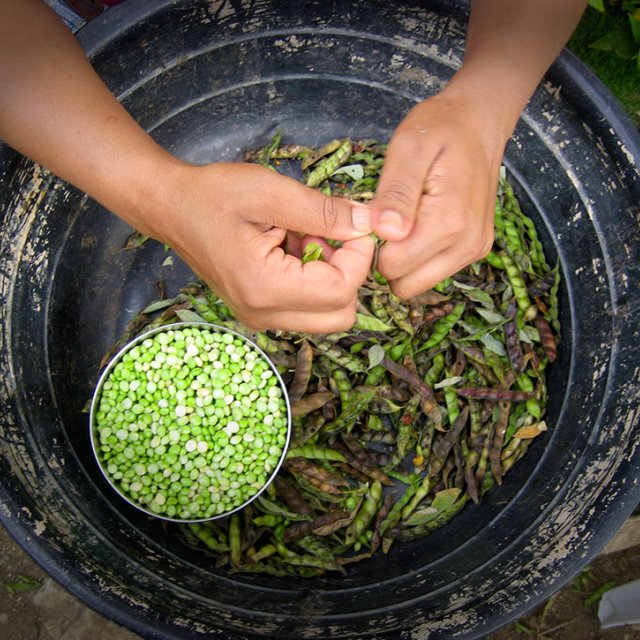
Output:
[95,148,190,244]
[441,67,527,145]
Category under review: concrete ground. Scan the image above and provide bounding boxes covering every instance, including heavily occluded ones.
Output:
[1,516,639,640]
[0,524,139,640]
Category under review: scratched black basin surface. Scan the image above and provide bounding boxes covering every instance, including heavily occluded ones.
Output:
[1,1,639,638]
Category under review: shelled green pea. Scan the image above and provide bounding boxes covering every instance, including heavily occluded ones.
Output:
[91,323,291,522]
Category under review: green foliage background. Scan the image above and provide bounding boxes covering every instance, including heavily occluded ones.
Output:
[568,1,640,125]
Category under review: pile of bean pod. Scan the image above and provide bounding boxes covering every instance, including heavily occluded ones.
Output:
[106,136,560,575]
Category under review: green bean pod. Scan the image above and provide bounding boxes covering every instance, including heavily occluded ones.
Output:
[421,302,466,350]
[345,480,382,545]
[305,139,352,187]
[287,446,346,462]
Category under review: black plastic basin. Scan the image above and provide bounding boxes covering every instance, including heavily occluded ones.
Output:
[1,1,639,638]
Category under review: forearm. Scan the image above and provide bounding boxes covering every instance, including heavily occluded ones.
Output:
[445,0,588,138]
[0,0,181,237]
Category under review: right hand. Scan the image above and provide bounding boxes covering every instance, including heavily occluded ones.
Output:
[149,161,375,333]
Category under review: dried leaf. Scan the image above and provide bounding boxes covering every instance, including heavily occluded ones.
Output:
[123,230,150,250]
[513,420,548,440]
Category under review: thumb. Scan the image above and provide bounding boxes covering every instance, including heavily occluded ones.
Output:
[284,188,373,241]
[370,134,439,242]
[250,168,373,241]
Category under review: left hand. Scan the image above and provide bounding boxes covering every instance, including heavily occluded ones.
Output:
[369,88,509,299]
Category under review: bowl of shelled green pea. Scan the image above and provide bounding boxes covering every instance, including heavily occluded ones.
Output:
[89,322,292,522]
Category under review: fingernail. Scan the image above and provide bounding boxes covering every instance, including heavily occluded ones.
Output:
[351,203,372,233]
[378,209,404,231]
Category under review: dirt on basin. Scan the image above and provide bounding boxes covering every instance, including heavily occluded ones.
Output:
[1,520,639,640]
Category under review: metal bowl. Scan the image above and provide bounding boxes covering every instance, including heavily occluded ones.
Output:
[89,322,292,523]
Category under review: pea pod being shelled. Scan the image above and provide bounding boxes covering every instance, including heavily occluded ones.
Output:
[108,136,560,576]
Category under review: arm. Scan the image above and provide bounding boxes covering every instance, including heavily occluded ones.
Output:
[0,0,374,332]
[370,0,588,298]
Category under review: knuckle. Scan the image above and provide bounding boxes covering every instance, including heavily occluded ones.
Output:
[237,285,270,313]
[237,313,268,332]
[321,197,339,234]
[462,225,494,264]
[390,279,419,301]
[376,254,403,282]
[326,306,358,333]
[476,229,495,260]
[378,178,414,210]
[328,284,355,309]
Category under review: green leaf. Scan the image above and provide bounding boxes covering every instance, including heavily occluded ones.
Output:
[476,308,507,325]
[452,281,495,309]
[331,164,365,180]
[404,488,463,526]
[629,12,640,43]
[590,24,638,59]
[175,309,206,323]
[366,344,386,369]
[354,313,393,332]
[123,230,150,250]
[588,0,605,11]
[479,333,507,357]
[141,297,177,314]
[255,496,309,521]
[519,326,540,344]
[3,574,41,593]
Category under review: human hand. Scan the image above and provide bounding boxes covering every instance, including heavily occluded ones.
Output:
[152,162,374,332]
[369,89,510,299]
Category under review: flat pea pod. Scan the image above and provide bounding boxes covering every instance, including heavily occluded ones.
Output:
[286,446,346,462]
[301,138,344,170]
[302,242,324,264]
[229,513,242,566]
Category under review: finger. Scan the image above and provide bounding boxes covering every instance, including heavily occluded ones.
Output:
[374,194,451,281]
[326,234,375,288]
[237,302,360,334]
[370,127,441,242]
[242,165,372,240]
[244,235,374,314]
[284,231,304,258]
[387,245,483,300]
